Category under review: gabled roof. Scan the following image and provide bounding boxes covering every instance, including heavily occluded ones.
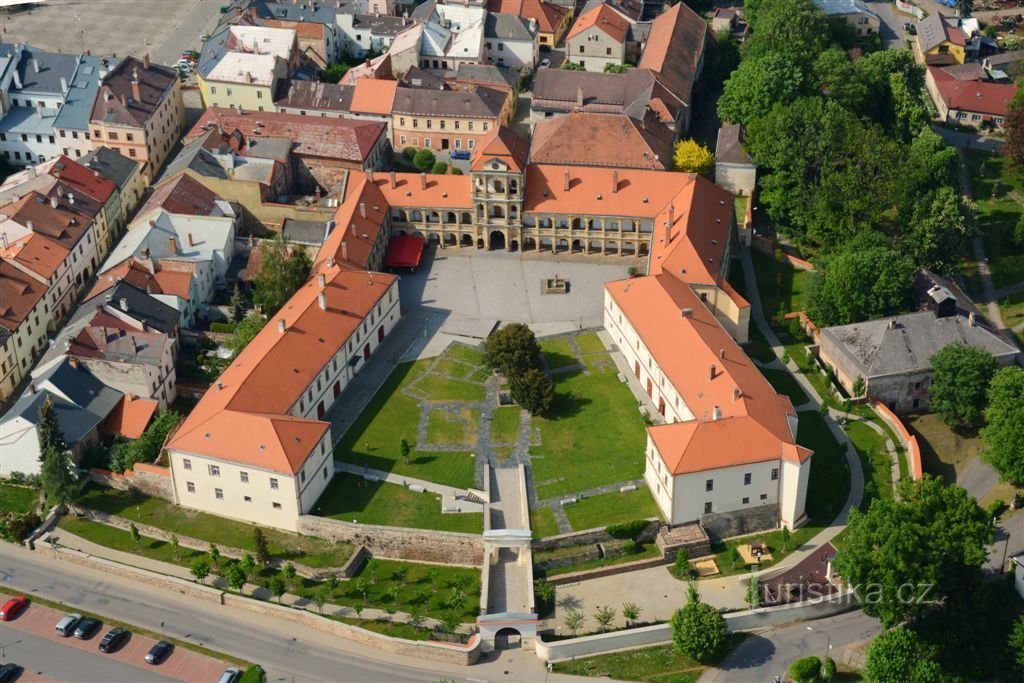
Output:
[0,42,79,95]
[91,56,178,128]
[532,67,683,121]
[471,126,530,172]
[580,0,644,23]
[637,2,707,108]
[529,111,671,169]
[917,12,964,52]
[143,174,230,217]
[275,79,354,112]
[5,191,93,251]
[567,3,631,43]
[349,78,399,116]
[0,260,47,333]
[391,85,509,118]
[89,257,194,301]
[813,0,880,20]
[81,147,142,192]
[0,232,69,280]
[928,66,1016,117]
[53,55,119,133]
[103,395,159,439]
[487,0,569,34]
[79,282,180,336]
[340,53,393,85]
[715,123,752,166]
[485,13,537,42]
[41,155,117,205]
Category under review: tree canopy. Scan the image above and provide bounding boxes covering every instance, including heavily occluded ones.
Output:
[37,397,77,506]
[509,368,554,415]
[484,323,541,377]
[1005,85,1024,166]
[253,234,313,316]
[671,583,728,663]
[864,627,944,683]
[980,366,1024,485]
[929,344,998,429]
[718,53,808,126]
[672,139,715,174]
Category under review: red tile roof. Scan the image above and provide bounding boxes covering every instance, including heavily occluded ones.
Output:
[0,232,69,280]
[529,112,671,169]
[103,395,159,439]
[929,66,1016,118]
[349,78,399,116]
[43,156,117,206]
[638,2,708,110]
[366,171,474,210]
[90,257,194,301]
[567,3,630,43]
[471,126,530,172]
[488,0,569,34]
[142,174,226,217]
[0,259,48,333]
[6,191,93,251]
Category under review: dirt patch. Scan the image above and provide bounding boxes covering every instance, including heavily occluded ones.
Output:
[906,413,981,484]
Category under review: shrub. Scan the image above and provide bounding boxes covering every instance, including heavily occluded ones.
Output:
[509,368,554,415]
[210,321,236,334]
[403,147,417,160]
[986,499,1007,520]
[605,519,649,540]
[431,161,448,174]
[413,148,436,172]
[789,655,822,683]
[451,167,464,175]
[820,656,837,681]
[239,665,266,683]
[622,539,639,554]
[0,510,41,543]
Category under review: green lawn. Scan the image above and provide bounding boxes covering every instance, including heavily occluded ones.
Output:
[564,488,660,532]
[410,374,486,402]
[551,636,749,681]
[906,412,981,485]
[964,151,1024,290]
[797,411,851,524]
[760,368,809,406]
[530,507,561,539]
[445,344,486,366]
[426,408,480,447]
[540,336,579,370]
[541,543,662,578]
[575,332,607,355]
[0,484,37,514]
[430,357,474,380]
[844,421,894,511]
[530,365,647,500]
[489,406,522,445]
[315,474,483,534]
[707,524,822,579]
[335,359,476,488]
[743,319,777,364]
[74,487,352,567]
[58,515,207,567]
[751,249,814,321]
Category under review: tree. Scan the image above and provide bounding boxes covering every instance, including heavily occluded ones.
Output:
[902,186,975,275]
[384,583,401,610]
[980,367,1024,485]
[407,606,425,629]
[672,139,715,174]
[311,587,328,615]
[604,62,629,73]
[509,368,554,415]
[240,552,256,581]
[484,323,541,376]
[564,609,585,637]
[326,572,340,593]
[268,574,288,604]
[671,549,694,579]
[851,376,865,398]
[129,522,141,549]
[594,605,616,633]
[1010,615,1024,671]
[745,575,760,608]
[929,344,997,429]
[209,543,221,569]
[368,559,378,584]
[622,602,642,627]
[400,438,411,465]
[252,234,313,315]
[864,627,944,682]
[322,63,349,84]
[1005,86,1024,166]
[560,61,585,70]
[230,313,267,355]
[958,0,973,18]
[834,476,991,627]
[253,528,271,566]
[821,656,837,682]
[170,534,180,560]
[431,161,448,174]
[393,565,409,587]
[440,611,462,634]
[225,563,247,594]
[717,53,808,126]
[413,149,436,172]
[37,397,77,506]
[352,603,364,621]
[807,231,915,326]
[353,577,370,603]
[789,656,821,683]
[190,557,211,584]
[671,583,728,663]
[229,284,245,323]
[282,561,297,589]
[426,567,439,593]
[742,0,829,67]
[534,578,555,607]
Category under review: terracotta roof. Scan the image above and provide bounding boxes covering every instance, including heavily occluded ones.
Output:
[391,85,509,119]
[928,66,1015,117]
[188,108,387,163]
[6,191,93,251]
[42,156,117,205]
[142,174,227,217]
[90,257,194,301]
[487,0,569,34]
[0,232,69,280]
[524,164,691,217]
[638,2,707,108]
[529,112,671,169]
[0,259,47,332]
[90,56,178,128]
[471,126,530,172]
[359,172,474,211]
[567,3,631,43]
[349,78,399,116]
[340,54,393,85]
[102,395,159,439]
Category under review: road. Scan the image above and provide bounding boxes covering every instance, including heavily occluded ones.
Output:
[700,611,882,682]
[0,543,547,683]
[0,629,176,683]
[150,0,225,67]
[867,0,913,50]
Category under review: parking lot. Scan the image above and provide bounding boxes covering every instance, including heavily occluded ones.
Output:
[0,593,233,682]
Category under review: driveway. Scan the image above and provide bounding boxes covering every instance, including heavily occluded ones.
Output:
[866,0,914,49]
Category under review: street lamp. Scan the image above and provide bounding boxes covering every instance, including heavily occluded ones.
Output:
[806,625,832,663]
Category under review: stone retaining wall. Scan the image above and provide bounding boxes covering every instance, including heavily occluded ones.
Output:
[872,401,923,481]
[297,515,484,566]
[532,520,660,551]
[545,554,671,586]
[701,505,778,541]
[88,463,174,502]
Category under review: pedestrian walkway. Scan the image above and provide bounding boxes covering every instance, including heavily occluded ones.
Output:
[486,465,534,616]
[334,462,484,515]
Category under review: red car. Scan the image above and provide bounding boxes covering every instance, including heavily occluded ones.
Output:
[0,596,27,621]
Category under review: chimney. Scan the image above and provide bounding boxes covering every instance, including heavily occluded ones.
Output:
[29,166,37,179]
[317,273,326,288]
[712,405,722,420]
[732,387,741,402]
[217,381,223,391]
[318,291,327,310]
[27,219,35,232]
[420,173,427,190]
[120,93,127,107]
[187,232,194,247]
[50,196,58,209]
[119,297,129,312]
[968,311,976,327]
[576,86,583,107]
[719,348,726,360]
[366,169,375,183]
[168,236,177,253]
[131,79,141,102]
[12,70,21,89]
[888,318,898,330]
[709,363,716,381]
[681,307,693,317]
[341,240,349,261]
[32,59,39,74]
[390,170,397,188]
[563,168,570,192]
[68,356,79,369]
[611,170,618,194]
[60,77,69,94]
[28,383,36,395]
[278,318,286,333]
[143,53,151,69]
[359,202,367,219]
[665,204,674,244]
[68,192,74,205]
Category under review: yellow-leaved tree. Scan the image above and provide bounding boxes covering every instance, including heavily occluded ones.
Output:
[672,139,715,175]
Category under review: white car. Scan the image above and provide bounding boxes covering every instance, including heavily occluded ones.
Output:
[539,58,551,69]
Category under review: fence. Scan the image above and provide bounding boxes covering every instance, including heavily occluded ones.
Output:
[895,0,925,19]
[871,401,923,481]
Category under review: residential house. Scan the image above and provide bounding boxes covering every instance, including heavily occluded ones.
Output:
[813,0,880,37]
[413,1,488,70]
[90,55,185,182]
[340,53,394,84]
[259,1,341,65]
[916,12,968,65]
[79,281,181,345]
[198,25,300,112]
[714,123,756,196]
[565,4,632,71]
[636,2,707,132]
[529,110,671,169]
[275,79,355,118]
[390,85,512,151]
[137,173,237,220]
[88,256,201,330]
[80,147,145,227]
[579,0,644,23]
[925,65,1016,129]
[52,56,121,162]
[983,50,1024,79]
[0,260,49,402]
[449,63,518,92]
[487,0,571,49]
[335,13,410,58]
[484,13,539,69]
[818,311,1020,414]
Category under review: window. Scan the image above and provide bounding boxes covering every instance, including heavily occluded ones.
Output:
[128,149,136,158]
[183,458,192,470]
[210,86,217,94]
[742,497,749,505]
[760,493,768,500]
[455,139,461,148]
[215,488,224,500]
[186,481,196,493]
[413,119,419,128]
[579,45,584,53]
[93,129,101,138]
[400,135,406,146]
[498,42,505,51]
[240,471,249,484]
[109,132,118,141]
[208,464,220,477]
[257,91,263,99]
[126,133,134,141]
[606,47,612,55]
[323,466,329,479]
[704,501,712,514]
[771,468,779,481]
[74,131,80,139]
[270,478,279,490]
[426,119,432,129]
[272,502,282,509]
[226,88,233,96]
[244,495,252,503]
[705,478,713,492]
[468,121,475,131]
[425,138,431,148]
[744,472,752,486]
[300,471,306,483]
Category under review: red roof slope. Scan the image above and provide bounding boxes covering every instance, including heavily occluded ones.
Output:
[567,4,630,43]
[929,66,1016,117]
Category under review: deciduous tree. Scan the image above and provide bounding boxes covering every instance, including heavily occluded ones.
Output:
[864,627,944,682]
[564,609,585,636]
[671,583,727,663]
[902,186,975,275]
[717,53,808,126]
[672,139,715,174]
[929,344,997,429]
[225,563,247,594]
[252,234,313,316]
[268,574,288,604]
[980,367,1024,485]
[509,368,554,415]
[1004,85,1024,166]
[190,557,210,584]
[484,323,541,376]
[413,149,436,172]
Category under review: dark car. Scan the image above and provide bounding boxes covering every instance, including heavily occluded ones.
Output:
[73,616,102,640]
[145,640,174,664]
[0,596,27,621]
[0,663,22,683]
[450,149,471,160]
[98,627,130,653]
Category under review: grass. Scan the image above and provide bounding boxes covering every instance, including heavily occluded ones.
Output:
[564,488,660,532]
[906,412,981,485]
[74,487,353,567]
[315,474,483,534]
[335,359,476,488]
[430,357,474,380]
[707,524,822,579]
[58,515,207,568]
[797,411,851,524]
[489,406,522,445]
[575,331,607,355]
[744,320,777,364]
[425,408,480,447]
[530,506,561,539]
[541,543,661,577]
[445,343,486,366]
[760,368,809,406]
[410,373,486,402]
[551,635,749,681]
[751,249,814,320]
[844,421,894,510]
[540,336,579,370]
[964,151,1024,290]
[998,290,1024,336]
[0,483,37,514]
[530,365,647,500]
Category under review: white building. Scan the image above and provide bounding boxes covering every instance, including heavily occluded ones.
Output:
[485,13,539,69]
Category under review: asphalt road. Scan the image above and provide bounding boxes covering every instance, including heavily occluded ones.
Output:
[0,629,177,683]
[700,610,882,682]
[866,0,913,50]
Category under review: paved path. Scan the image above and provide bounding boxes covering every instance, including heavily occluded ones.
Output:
[932,123,1006,155]
[958,455,1000,502]
[486,465,533,615]
[954,147,1006,329]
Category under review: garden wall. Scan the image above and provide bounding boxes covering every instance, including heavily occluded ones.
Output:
[872,401,923,481]
[297,515,484,567]
[545,554,670,586]
[88,463,174,502]
[701,505,779,540]
[532,520,660,551]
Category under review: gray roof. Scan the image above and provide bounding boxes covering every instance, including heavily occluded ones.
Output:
[0,106,53,135]
[0,42,79,95]
[353,14,410,36]
[985,50,1024,67]
[485,12,536,41]
[275,79,354,111]
[456,63,517,88]
[80,147,141,191]
[401,66,447,89]
[281,218,328,244]
[79,282,180,336]
[820,311,1020,379]
[261,0,339,25]
[813,0,879,20]
[157,134,230,184]
[715,123,752,166]
[917,12,954,54]
[391,85,508,118]
[53,56,119,133]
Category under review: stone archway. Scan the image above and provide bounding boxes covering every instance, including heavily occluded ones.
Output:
[490,231,506,250]
[495,627,522,650]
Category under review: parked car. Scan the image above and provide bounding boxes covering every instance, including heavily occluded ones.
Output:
[145,640,174,664]
[55,613,83,637]
[539,58,551,68]
[450,149,471,160]
[0,663,21,683]
[99,627,130,653]
[74,616,102,639]
[0,596,27,621]
[218,667,243,683]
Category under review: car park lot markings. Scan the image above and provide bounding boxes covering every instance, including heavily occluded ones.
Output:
[0,593,232,682]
